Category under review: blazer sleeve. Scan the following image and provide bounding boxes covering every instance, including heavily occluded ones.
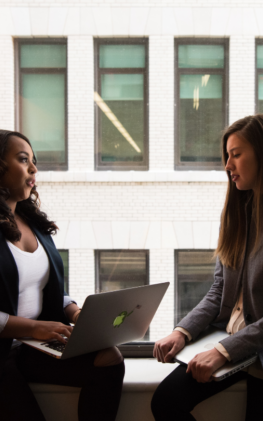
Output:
[175,257,224,341]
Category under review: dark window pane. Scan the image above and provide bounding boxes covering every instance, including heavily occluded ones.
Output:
[97,73,144,162]
[21,73,66,163]
[96,41,147,169]
[99,45,145,68]
[98,251,148,292]
[58,250,69,294]
[178,45,224,69]
[179,74,222,162]
[177,251,215,322]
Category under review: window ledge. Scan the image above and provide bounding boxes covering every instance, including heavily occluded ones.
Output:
[37,171,228,183]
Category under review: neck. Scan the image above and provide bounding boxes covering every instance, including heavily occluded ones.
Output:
[5,199,17,215]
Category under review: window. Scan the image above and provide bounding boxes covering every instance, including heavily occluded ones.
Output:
[96,250,149,292]
[58,250,69,294]
[175,39,229,170]
[174,250,216,325]
[256,41,263,113]
[16,39,67,170]
[96,250,149,340]
[94,39,148,170]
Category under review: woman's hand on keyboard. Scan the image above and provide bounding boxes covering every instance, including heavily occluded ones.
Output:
[31,321,73,344]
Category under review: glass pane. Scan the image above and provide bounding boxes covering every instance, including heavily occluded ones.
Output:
[258,75,263,114]
[20,44,66,68]
[177,251,216,322]
[99,45,145,68]
[21,73,66,163]
[178,45,224,68]
[99,251,147,292]
[58,250,69,294]
[101,74,143,100]
[257,45,263,69]
[179,74,223,162]
[97,74,144,162]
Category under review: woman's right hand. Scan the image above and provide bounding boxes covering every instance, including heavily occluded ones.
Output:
[0,316,73,344]
[31,320,73,344]
[153,330,186,363]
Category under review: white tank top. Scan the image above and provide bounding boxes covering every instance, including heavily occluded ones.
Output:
[7,237,50,320]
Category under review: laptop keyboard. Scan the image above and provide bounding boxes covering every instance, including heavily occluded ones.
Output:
[41,340,66,353]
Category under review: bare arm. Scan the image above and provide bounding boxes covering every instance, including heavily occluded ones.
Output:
[0,316,73,344]
[64,303,81,324]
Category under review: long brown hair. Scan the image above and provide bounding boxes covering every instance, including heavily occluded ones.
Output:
[216,115,263,269]
[0,129,58,242]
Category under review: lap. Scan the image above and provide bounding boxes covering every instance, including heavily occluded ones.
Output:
[17,344,99,388]
[152,363,247,413]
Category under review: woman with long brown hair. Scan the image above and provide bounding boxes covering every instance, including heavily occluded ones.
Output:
[152,114,263,420]
[0,129,124,420]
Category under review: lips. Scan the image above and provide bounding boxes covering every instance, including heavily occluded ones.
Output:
[231,175,239,182]
[26,179,35,188]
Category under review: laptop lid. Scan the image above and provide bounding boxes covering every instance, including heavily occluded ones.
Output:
[20,282,170,359]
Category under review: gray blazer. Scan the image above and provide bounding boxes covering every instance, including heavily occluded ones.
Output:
[176,210,263,366]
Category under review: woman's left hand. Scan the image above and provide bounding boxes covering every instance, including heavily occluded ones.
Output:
[186,348,227,383]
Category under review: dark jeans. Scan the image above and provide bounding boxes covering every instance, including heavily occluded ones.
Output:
[151,363,263,420]
[0,345,125,421]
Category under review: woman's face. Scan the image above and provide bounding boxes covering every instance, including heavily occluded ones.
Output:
[0,136,37,204]
[225,133,258,191]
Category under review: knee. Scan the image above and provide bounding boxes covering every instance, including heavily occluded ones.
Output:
[94,346,123,367]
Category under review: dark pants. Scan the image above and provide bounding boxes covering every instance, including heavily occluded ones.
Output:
[151,364,263,420]
[0,345,125,421]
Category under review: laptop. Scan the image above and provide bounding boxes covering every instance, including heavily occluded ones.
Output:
[19,282,169,359]
[174,327,257,381]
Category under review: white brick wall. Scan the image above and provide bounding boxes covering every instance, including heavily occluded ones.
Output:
[149,36,174,170]
[0,36,14,130]
[68,35,94,171]
[69,249,95,307]
[149,249,174,340]
[229,35,255,124]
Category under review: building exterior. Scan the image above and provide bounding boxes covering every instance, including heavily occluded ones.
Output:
[0,0,260,340]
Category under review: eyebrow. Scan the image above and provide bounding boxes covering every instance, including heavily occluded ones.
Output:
[227,146,242,154]
[16,151,29,156]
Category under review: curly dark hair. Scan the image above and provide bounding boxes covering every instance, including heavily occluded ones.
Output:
[0,129,58,242]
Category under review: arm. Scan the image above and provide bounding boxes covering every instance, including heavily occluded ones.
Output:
[175,257,224,340]
[64,303,81,324]
[0,316,73,344]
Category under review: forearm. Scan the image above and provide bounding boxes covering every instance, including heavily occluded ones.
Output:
[0,315,37,338]
[64,303,81,324]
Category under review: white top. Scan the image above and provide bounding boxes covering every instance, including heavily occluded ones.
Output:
[0,238,76,340]
[7,237,50,320]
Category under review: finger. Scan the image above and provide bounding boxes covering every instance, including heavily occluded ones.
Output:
[165,343,180,362]
[52,333,67,344]
[153,343,157,358]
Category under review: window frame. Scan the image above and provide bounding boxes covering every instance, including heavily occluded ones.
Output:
[58,249,69,294]
[174,249,216,326]
[95,249,149,292]
[255,39,263,113]
[174,38,229,171]
[94,38,149,171]
[15,38,68,171]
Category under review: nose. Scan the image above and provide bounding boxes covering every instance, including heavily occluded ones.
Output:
[225,157,234,172]
[29,161,37,174]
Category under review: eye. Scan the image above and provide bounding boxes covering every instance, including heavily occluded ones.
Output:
[233,153,240,158]
[20,157,28,163]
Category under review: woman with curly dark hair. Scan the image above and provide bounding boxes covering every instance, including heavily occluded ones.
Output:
[0,130,124,421]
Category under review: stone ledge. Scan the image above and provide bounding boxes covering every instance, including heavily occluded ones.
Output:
[36,171,228,184]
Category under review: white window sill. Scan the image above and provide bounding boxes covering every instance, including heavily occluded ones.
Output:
[37,171,228,183]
